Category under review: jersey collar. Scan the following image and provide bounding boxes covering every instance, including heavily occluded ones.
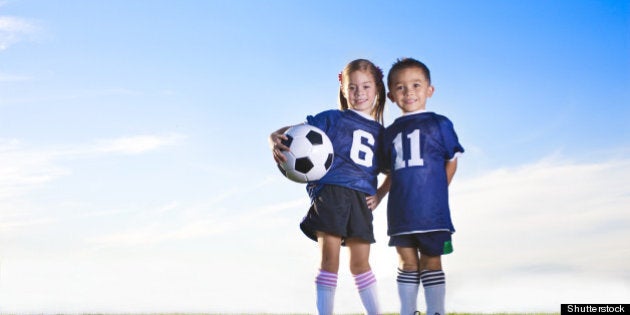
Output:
[349,109,375,121]
[402,109,431,116]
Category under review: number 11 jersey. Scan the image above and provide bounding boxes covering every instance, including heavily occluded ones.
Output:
[382,111,464,236]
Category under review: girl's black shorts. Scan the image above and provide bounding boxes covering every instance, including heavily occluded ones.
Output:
[300,184,375,245]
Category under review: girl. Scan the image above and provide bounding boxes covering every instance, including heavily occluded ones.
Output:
[270,59,388,315]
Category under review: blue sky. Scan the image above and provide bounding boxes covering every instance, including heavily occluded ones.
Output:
[1,0,629,313]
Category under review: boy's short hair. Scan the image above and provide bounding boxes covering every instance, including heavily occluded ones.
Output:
[387,58,431,89]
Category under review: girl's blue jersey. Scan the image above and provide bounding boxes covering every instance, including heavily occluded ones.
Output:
[382,111,464,235]
[306,110,384,200]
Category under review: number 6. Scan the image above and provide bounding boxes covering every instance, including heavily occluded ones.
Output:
[350,129,374,167]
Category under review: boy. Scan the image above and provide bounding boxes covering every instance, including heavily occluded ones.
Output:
[382,58,464,315]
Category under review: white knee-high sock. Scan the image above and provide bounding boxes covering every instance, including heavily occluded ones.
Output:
[353,270,380,315]
[315,269,337,315]
[397,268,420,315]
[421,270,446,315]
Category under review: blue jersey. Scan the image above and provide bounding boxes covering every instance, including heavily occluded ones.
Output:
[305,109,384,200]
[382,111,464,235]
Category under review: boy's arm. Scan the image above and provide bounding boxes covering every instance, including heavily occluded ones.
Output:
[376,174,391,202]
[367,174,391,210]
[445,158,458,186]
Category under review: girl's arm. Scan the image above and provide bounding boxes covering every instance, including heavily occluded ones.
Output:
[269,126,292,163]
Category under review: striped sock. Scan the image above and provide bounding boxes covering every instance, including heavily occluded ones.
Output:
[353,270,380,315]
[397,268,420,315]
[315,270,337,315]
[420,270,446,315]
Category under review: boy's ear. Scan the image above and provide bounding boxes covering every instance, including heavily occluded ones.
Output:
[387,92,394,102]
[427,85,435,97]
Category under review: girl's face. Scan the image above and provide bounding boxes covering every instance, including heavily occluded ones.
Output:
[387,67,434,113]
[343,70,378,115]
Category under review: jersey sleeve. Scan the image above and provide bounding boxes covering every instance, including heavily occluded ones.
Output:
[306,110,339,133]
[437,116,464,160]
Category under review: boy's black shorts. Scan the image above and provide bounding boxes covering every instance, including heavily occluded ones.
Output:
[388,231,453,256]
[300,185,375,245]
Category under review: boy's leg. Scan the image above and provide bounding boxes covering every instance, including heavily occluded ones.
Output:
[316,232,342,315]
[347,238,380,315]
[419,255,445,315]
[396,246,421,315]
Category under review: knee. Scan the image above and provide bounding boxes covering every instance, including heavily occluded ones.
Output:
[399,261,419,272]
[419,255,442,270]
[399,256,419,271]
[320,255,340,273]
[349,261,371,275]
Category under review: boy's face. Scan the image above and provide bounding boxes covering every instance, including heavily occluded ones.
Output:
[387,67,434,113]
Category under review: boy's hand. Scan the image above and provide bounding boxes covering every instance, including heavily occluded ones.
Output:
[367,174,391,210]
[366,194,381,211]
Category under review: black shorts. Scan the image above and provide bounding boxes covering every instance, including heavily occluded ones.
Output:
[300,185,375,245]
[388,231,453,256]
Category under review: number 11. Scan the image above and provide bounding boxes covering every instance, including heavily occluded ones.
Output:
[393,129,424,170]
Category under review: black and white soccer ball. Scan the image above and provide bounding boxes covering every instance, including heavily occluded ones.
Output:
[277,124,334,183]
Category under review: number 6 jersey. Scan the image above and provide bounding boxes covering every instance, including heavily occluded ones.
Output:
[382,111,464,236]
[305,109,385,201]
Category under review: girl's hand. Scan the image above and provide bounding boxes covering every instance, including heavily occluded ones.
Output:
[269,127,291,163]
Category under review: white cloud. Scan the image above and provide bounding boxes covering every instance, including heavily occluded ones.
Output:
[93,134,183,155]
[440,156,630,311]
[0,135,185,240]
[0,139,69,200]
[0,135,183,198]
[0,72,31,82]
[448,273,630,313]
[449,157,630,273]
[86,196,307,248]
[0,15,39,50]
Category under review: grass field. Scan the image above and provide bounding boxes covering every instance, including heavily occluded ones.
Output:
[20,314,549,315]
[67,314,559,315]
[8,314,560,315]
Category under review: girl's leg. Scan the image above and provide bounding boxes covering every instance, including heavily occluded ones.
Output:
[315,232,342,315]
[396,246,421,315]
[318,231,342,273]
[419,255,446,315]
[347,238,380,315]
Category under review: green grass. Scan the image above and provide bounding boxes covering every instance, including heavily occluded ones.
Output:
[50,314,549,315]
[399,314,558,315]
[0,313,560,315]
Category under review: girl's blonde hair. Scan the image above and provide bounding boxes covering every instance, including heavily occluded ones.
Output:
[338,59,386,125]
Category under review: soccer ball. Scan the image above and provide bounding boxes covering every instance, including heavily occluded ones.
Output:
[277,124,334,183]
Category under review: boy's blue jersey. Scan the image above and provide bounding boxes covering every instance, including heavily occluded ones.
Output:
[305,109,384,200]
[382,111,464,235]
